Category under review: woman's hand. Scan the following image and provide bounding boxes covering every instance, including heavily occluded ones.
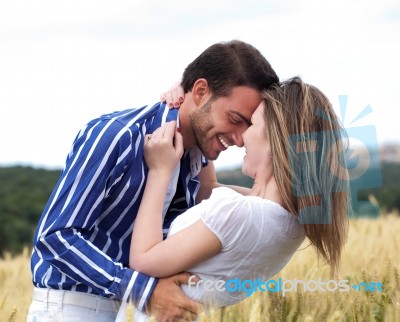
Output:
[160,82,185,108]
[144,121,183,176]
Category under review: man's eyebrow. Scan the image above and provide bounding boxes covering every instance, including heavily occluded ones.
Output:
[231,111,252,126]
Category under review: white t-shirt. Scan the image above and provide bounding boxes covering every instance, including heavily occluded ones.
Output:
[170,187,305,306]
[133,187,305,321]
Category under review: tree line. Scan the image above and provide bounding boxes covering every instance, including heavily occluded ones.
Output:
[1,163,399,256]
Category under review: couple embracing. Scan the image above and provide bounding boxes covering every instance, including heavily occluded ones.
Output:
[27,40,349,322]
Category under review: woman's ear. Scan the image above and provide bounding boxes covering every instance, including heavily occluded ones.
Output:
[192,79,211,106]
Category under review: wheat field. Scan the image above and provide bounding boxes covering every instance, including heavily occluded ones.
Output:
[1,215,399,322]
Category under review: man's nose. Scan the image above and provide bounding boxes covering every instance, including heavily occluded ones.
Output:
[232,132,244,147]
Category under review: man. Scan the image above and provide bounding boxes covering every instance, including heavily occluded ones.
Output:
[27,40,278,322]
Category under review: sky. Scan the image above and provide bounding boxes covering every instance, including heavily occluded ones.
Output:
[0,0,399,171]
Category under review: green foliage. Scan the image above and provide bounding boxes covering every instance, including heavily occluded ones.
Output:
[217,168,253,188]
[358,162,400,213]
[0,166,60,255]
[0,162,399,255]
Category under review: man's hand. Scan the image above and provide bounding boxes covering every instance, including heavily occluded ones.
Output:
[146,272,202,322]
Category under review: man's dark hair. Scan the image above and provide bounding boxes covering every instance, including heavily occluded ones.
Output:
[181,40,279,97]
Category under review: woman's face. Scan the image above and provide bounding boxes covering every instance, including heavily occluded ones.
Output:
[242,102,272,179]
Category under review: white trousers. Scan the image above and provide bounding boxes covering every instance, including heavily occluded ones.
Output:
[26,287,120,322]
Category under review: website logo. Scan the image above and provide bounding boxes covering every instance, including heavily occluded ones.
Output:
[188,276,384,297]
[287,95,382,223]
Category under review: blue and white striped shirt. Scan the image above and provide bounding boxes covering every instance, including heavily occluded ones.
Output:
[30,102,205,311]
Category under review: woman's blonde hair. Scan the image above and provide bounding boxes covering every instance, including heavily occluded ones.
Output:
[262,77,350,276]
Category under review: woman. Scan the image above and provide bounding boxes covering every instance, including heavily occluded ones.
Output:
[128,77,349,321]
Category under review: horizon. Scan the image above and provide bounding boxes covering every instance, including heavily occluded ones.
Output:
[1,140,399,172]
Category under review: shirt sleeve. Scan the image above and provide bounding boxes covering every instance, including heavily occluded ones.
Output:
[33,117,156,310]
[198,187,252,250]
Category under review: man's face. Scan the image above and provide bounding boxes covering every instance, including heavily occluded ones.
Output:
[189,86,261,160]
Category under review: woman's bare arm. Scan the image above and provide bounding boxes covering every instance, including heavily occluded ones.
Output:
[129,121,222,277]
